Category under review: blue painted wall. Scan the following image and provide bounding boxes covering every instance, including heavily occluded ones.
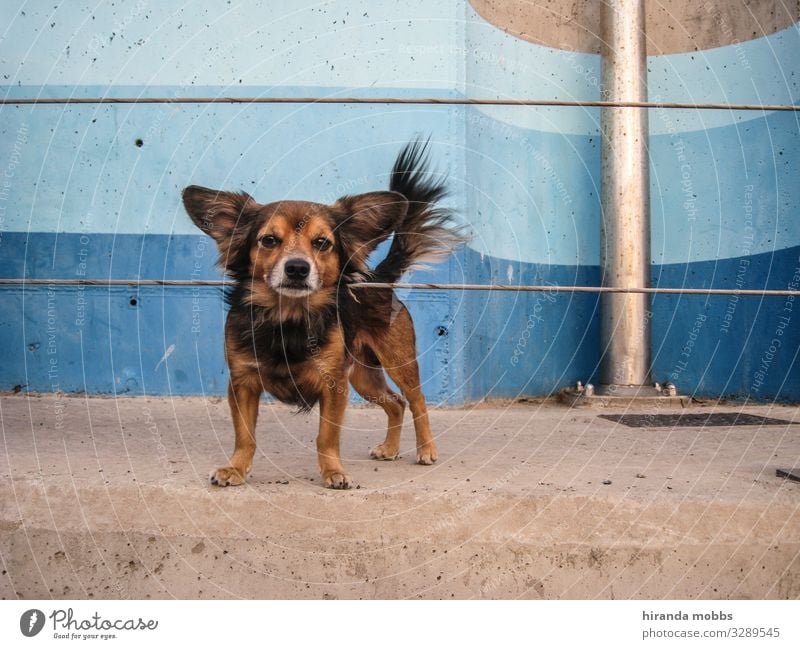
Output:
[1,1,798,402]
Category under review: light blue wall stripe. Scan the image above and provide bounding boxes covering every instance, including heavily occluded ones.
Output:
[0,100,463,235]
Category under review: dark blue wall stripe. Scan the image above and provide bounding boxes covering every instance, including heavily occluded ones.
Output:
[460,245,800,402]
[0,232,461,400]
[2,233,796,401]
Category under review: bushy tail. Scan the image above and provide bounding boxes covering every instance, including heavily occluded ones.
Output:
[373,138,467,282]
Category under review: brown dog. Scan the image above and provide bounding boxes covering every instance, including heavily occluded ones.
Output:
[182,140,464,488]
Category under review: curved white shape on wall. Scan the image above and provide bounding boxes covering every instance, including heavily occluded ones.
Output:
[465,3,799,136]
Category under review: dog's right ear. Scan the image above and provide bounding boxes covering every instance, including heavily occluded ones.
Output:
[182,185,257,246]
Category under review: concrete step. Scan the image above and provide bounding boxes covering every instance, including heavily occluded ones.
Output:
[1,395,798,599]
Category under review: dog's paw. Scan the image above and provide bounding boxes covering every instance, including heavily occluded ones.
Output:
[369,443,400,461]
[323,471,353,490]
[416,442,438,465]
[209,466,247,487]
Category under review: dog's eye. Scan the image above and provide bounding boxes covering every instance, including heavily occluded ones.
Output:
[259,235,281,248]
[312,237,332,251]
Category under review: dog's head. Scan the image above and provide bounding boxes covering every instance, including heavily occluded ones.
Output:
[182,186,408,307]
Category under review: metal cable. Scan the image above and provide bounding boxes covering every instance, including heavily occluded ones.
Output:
[1,96,798,111]
[0,279,797,297]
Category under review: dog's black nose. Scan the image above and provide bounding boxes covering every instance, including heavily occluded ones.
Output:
[284,258,311,280]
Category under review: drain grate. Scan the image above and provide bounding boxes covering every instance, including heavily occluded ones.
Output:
[599,412,793,428]
[776,468,800,483]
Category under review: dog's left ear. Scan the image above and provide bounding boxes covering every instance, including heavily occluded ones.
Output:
[333,190,408,274]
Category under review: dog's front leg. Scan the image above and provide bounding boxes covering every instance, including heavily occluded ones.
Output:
[317,380,351,489]
[210,378,262,487]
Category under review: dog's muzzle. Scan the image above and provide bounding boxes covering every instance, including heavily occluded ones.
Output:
[271,256,319,297]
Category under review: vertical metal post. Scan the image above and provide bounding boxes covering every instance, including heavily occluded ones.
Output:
[598,0,652,393]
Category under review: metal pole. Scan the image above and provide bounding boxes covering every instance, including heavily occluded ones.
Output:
[598,0,653,394]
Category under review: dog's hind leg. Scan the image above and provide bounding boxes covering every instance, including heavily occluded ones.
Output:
[350,351,406,460]
[368,306,438,465]
[210,378,261,487]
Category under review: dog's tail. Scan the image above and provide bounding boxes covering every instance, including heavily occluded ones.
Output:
[372,138,467,283]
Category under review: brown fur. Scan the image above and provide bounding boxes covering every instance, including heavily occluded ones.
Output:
[182,140,463,488]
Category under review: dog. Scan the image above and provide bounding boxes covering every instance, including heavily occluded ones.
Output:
[182,139,465,488]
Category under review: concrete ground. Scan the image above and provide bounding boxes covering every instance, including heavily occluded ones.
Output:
[1,393,799,599]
